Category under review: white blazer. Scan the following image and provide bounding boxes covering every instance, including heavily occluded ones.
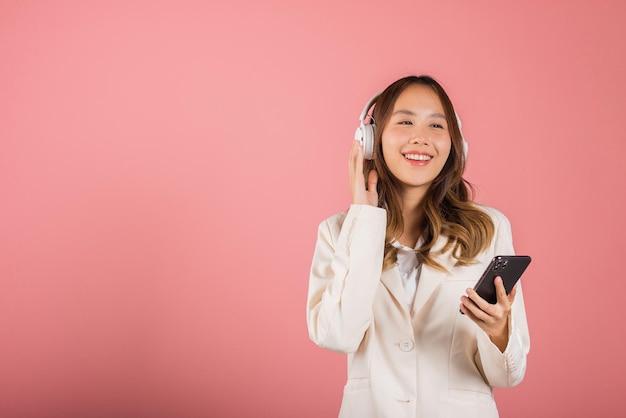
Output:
[307,204,530,418]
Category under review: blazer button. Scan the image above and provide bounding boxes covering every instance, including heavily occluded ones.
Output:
[398,338,414,352]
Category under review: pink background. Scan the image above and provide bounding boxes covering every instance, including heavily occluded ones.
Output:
[1,0,625,417]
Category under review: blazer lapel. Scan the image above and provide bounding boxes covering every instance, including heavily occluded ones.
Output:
[411,264,449,316]
[381,235,455,318]
[381,268,411,316]
[411,235,453,317]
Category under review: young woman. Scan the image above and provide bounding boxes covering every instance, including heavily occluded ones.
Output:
[306,75,529,418]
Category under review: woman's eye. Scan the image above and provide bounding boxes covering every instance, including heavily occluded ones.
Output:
[431,123,444,129]
[399,121,413,125]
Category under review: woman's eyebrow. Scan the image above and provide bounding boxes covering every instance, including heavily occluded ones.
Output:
[392,109,415,116]
[392,109,447,119]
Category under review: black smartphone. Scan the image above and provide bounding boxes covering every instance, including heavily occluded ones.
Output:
[472,255,531,304]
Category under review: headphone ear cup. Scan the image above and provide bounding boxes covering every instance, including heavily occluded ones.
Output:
[361,124,375,160]
[356,92,381,160]
[354,123,376,160]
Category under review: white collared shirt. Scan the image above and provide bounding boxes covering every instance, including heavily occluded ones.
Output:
[391,238,423,310]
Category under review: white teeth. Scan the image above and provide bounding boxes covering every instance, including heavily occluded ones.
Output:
[405,154,431,161]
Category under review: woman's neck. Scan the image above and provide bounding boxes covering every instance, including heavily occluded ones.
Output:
[396,188,427,248]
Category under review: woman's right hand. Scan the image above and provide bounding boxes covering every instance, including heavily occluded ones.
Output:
[349,140,378,206]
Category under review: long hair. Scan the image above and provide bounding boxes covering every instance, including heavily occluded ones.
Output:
[365,75,494,271]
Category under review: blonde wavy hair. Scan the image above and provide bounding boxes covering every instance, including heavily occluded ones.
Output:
[365,75,494,271]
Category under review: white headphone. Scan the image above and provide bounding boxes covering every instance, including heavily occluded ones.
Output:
[354,92,469,161]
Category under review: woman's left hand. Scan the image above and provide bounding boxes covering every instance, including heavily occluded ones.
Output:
[460,276,516,353]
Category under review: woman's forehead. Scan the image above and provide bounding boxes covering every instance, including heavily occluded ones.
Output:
[393,84,445,113]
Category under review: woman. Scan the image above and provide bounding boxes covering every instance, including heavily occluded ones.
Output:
[306,75,529,418]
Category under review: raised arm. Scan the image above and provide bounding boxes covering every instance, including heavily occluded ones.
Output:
[306,141,386,353]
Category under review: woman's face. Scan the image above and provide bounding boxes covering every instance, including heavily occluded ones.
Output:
[381,84,452,194]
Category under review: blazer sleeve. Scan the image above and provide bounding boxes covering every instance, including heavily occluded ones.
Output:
[306,204,387,353]
[474,210,531,387]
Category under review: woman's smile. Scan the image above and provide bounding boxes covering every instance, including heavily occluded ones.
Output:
[403,152,433,164]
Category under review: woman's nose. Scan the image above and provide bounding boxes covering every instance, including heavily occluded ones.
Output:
[409,130,428,145]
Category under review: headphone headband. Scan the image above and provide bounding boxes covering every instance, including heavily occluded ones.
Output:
[358,91,382,123]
